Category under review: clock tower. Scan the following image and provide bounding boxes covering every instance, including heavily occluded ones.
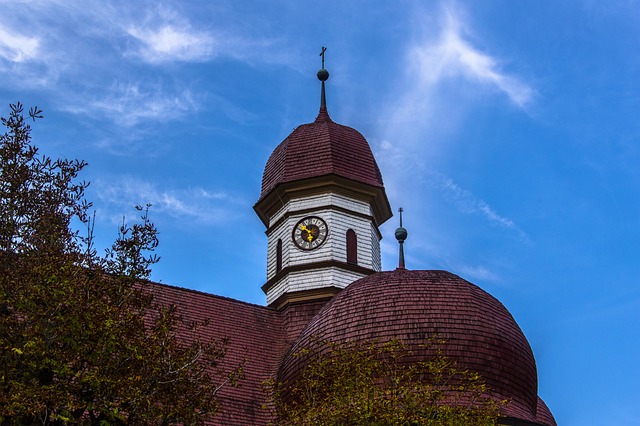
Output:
[254,52,392,309]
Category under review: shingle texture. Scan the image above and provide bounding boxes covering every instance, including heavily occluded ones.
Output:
[148,282,287,425]
[259,107,384,200]
[277,269,556,426]
[145,269,555,425]
[535,397,557,426]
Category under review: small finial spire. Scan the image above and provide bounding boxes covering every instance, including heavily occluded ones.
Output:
[395,207,408,270]
[317,46,330,118]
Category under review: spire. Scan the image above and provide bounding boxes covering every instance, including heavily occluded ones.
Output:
[316,46,330,122]
[395,207,408,270]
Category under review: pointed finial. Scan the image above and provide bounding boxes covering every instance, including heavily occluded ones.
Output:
[317,46,330,118]
[395,207,408,270]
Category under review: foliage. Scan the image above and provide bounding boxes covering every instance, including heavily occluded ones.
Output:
[0,103,237,425]
[266,338,506,426]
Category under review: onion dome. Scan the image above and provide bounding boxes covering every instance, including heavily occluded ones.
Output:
[254,58,390,226]
[258,112,384,201]
[278,269,556,425]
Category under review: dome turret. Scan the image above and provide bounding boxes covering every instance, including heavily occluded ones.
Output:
[258,115,385,201]
[278,269,556,425]
[253,50,391,228]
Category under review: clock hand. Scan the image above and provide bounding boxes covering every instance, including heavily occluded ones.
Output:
[299,224,317,242]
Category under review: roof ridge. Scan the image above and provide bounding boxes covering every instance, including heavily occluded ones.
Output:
[148,280,276,311]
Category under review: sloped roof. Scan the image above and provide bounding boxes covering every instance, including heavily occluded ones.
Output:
[278,269,556,425]
[258,107,384,201]
[148,282,288,425]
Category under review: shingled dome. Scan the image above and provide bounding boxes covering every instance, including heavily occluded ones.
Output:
[259,108,384,201]
[278,269,556,425]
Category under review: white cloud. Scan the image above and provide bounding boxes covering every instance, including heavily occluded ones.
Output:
[376,139,526,240]
[456,264,500,283]
[376,5,536,179]
[380,225,502,284]
[374,5,532,253]
[0,1,295,126]
[0,25,40,62]
[428,169,528,241]
[92,176,243,226]
[120,4,293,66]
[122,5,225,64]
[127,24,215,63]
[63,81,199,127]
[412,8,534,107]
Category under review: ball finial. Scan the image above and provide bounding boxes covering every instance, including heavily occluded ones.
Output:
[395,207,407,269]
[395,226,408,242]
[317,68,329,81]
[317,46,330,111]
[395,207,407,241]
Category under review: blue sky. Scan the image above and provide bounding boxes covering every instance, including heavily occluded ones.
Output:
[2,1,639,424]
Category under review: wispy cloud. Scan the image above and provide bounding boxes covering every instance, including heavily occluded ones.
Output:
[126,7,216,64]
[61,81,199,128]
[92,176,245,226]
[455,263,500,283]
[377,4,535,170]
[411,7,534,107]
[375,4,530,247]
[128,25,214,63]
[122,5,287,66]
[428,169,528,240]
[0,26,40,63]
[380,229,502,284]
[0,0,291,129]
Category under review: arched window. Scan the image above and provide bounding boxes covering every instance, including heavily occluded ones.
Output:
[346,229,357,265]
[276,239,283,273]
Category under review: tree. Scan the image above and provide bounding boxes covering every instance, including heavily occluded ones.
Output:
[266,338,506,426]
[0,103,238,425]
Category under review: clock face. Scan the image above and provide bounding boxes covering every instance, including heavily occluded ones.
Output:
[292,216,328,250]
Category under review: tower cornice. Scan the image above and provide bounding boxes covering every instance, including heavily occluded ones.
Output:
[253,173,392,228]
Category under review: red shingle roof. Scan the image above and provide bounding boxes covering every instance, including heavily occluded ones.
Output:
[148,282,288,425]
[277,269,555,425]
[146,270,555,425]
[259,107,384,201]
[536,396,557,426]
